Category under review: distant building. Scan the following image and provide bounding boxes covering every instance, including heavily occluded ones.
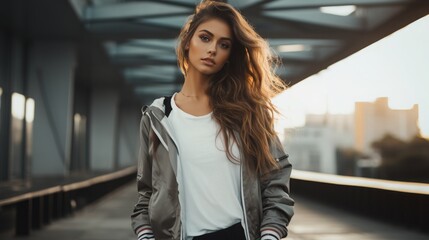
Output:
[355,97,419,153]
[284,125,336,174]
[306,113,355,148]
[283,113,353,174]
[283,97,419,175]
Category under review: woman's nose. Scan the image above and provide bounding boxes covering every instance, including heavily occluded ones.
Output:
[207,43,216,55]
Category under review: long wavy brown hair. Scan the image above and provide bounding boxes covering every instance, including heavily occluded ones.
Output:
[176,0,287,175]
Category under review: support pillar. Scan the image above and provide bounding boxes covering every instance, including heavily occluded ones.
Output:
[27,40,76,176]
[89,88,120,171]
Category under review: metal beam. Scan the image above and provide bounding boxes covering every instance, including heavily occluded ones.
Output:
[264,0,411,9]
[264,9,365,30]
[111,57,178,67]
[230,0,264,9]
[85,22,181,39]
[137,15,189,29]
[124,67,177,82]
[85,2,192,22]
[107,46,172,57]
[290,0,429,86]
[251,14,364,40]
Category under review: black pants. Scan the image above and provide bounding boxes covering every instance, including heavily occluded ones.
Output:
[193,222,246,240]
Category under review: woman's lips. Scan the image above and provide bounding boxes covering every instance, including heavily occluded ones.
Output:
[201,58,215,66]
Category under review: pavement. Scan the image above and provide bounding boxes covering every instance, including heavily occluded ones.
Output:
[6,182,428,240]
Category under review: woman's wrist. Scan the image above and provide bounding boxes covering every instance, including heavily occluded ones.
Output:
[261,226,281,240]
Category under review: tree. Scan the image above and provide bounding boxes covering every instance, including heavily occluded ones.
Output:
[371,134,429,183]
[336,148,364,176]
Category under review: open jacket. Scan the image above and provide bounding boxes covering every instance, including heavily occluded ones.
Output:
[131,96,294,240]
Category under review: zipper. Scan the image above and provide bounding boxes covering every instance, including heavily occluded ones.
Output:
[276,154,289,162]
[178,155,185,240]
[145,112,169,151]
[149,109,180,152]
[240,163,251,240]
[155,113,185,240]
[257,179,263,220]
[146,109,184,239]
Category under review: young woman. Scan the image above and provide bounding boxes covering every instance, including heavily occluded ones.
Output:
[131,1,294,240]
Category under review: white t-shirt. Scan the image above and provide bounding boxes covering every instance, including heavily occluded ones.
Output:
[169,93,243,237]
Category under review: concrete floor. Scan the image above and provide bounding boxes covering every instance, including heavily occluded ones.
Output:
[7,182,428,240]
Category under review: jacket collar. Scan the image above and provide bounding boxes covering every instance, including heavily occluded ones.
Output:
[143,97,180,175]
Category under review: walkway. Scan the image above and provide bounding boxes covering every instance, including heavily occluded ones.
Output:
[9,182,428,240]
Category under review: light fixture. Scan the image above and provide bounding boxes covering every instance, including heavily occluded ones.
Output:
[320,5,357,16]
[12,92,25,120]
[277,44,310,52]
[25,98,35,123]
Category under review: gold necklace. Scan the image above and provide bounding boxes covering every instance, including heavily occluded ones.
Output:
[179,91,198,98]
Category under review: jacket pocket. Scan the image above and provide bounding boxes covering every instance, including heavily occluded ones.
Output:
[275,154,289,162]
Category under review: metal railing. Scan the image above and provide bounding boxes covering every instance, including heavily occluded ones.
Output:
[0,166,136,236]
[291,170,429,233]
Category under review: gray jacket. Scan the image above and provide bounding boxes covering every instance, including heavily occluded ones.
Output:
[131,97,294,240]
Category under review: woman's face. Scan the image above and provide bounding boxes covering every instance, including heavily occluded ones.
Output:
[186,18,232,76]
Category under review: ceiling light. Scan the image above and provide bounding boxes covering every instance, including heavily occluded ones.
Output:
[277,44,310,52]
[320,5,357,16]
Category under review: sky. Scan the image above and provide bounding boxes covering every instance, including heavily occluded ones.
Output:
[273,14,429,138]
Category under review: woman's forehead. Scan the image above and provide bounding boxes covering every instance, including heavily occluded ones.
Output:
[195,18,232,39]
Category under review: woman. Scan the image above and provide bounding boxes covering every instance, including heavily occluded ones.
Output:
[131,1,294,240]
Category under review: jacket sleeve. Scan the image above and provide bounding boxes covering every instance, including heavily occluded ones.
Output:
[260,136,295,240]
[131,111,155,240]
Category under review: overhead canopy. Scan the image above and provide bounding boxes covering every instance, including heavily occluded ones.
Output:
[2,0,428,104]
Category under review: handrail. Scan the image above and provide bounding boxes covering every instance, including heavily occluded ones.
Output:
[62,166,136,191]
[0,186,62,206]
[0,166,137,206]
[0,166,137,236]
[291,169,429,195]
[291,169,429,233]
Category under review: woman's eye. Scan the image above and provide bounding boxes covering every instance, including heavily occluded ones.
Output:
[220,43,230,49]
[200,35,210,42]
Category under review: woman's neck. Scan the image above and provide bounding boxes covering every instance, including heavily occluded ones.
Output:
[180,69,211,99]
[175,69,212,116]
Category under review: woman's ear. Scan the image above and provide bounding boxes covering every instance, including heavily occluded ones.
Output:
[185,43,189,50]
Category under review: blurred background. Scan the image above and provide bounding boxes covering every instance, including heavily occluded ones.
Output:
[274,14,429,183]
[1,0,429,239]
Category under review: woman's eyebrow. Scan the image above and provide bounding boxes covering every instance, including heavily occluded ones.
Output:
[199,29,232,41]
